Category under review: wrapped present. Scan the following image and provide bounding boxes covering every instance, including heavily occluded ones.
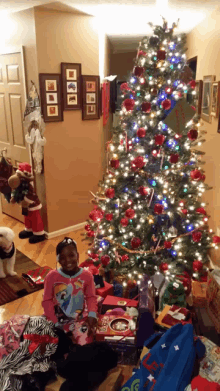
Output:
[96,281,114,299]
[96,314,136,342]
[198,335,220,384]
[101,295,138,314]
[104,336,138,365]
[22,266,52,288]
[161,305,192,328]
[161,281,186,309]
[192,280,207,308]
[139,275,155,318]
[206,270,220,333]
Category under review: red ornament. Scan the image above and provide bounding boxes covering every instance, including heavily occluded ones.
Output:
[105,188,115,199]
[141,102,151,113]
[110,159,120,169]
[157,50,166,61]
[123,98,135,112]
[187,129,198,141]
[138,186,149,196]
[164,241,172,249]
[213,236,220,244]
[137,127,146,138]
[138,50,147,57]
[190,170,202,181]
[105,213,113,221]
[193,260,203,272]
[188,80,196,89]
[120,83,130,91]
[132,156,145,169]
[121,254,129,262]
[159,262,168,272]
[127,279,136,288]
[201,174,206,181]
[154,204,164,215]
[196,207,206,215]
[90,253,99,260]
[120,218,129,227]
[125,209,135,219]
[85,224,91,231]
[161,99,171,110]
[181,209,188,215]
[155,134,165,146]
[165,86,173,94]
[134,66,145,77]
[89,209,104,222]
[131,237,142,249]
[170,153,179,164]
[192,231,202,242]
[87,230,95,237]
[101,255,110,267]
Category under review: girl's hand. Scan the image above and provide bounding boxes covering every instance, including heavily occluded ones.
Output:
[86,316,98,336]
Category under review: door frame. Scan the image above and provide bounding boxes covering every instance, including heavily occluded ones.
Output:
[0,45,32,217]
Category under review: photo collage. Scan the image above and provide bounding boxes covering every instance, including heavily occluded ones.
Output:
[86,81,96,116]
[66,69,77,106]
[45,80,59,117]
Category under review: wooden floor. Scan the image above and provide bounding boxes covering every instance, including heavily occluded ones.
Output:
[0,213,133,390]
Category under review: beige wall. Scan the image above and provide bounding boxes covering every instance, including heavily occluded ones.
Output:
[110,51,137,81]
[34,8,108,233]
[0,8,49,231]
[187,9,220,262]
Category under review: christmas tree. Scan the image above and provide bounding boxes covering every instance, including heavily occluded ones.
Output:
[84,19,220,287]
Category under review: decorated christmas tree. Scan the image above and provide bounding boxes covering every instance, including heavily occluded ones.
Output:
[84,19,220,288]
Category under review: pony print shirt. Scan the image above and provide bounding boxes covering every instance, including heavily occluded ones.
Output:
[42,268,97,324]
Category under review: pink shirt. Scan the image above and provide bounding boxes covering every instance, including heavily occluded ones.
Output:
[42,267,97,324]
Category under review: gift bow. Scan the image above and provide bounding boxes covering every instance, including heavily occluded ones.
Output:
[24,333,58,354]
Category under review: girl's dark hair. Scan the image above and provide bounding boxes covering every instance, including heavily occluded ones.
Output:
[56,237,77,258]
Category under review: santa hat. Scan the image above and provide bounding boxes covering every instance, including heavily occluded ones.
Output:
[191,375,220,390]
[16,162,33,179]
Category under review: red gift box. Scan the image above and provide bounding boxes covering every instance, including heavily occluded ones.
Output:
[96,281,114,299]
[96,314,135,341]
[102,295,138,314]
[161,305,192,327]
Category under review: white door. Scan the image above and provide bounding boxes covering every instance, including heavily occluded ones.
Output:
[0,48,30,222]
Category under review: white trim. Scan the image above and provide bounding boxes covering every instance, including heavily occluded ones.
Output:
[45,222,86,239]
[33,230,45,236]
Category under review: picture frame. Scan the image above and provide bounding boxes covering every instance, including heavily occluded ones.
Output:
[39,73,63,122]
[82,75,100,120]
[201,75,215,123]
[211,81,220,118]
[61,63,81,110]
[194,80,203,116]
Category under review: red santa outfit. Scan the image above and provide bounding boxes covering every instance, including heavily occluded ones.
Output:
[16,163,45,238]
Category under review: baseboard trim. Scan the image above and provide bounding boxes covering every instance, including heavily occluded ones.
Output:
[45,222,86,239]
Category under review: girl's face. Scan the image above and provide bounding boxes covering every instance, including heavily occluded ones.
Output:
[59,245,79,274]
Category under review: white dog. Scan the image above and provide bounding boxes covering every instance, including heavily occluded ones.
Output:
[0,227,17,278]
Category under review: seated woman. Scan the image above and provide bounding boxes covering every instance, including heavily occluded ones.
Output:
[42,237,98,345]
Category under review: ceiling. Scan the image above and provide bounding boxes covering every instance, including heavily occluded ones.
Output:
[0,0,219,52]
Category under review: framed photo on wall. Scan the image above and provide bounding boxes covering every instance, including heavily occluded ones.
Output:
[61,63,81,110]
[211,81,220,118]
[39,73,63,122]
[201,75,215,123]
[81,75,100,120]
[194,80,203,116]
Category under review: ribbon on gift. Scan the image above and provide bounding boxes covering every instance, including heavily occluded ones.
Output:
[24,333,58,354]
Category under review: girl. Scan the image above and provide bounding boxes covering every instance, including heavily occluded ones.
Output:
[42,237,98,344]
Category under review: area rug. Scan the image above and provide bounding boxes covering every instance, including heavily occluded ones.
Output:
[0,250,44,306]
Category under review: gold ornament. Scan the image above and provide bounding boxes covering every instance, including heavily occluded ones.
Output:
[148,215,154,224]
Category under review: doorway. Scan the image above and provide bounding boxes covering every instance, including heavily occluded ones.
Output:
[0,47,30,223]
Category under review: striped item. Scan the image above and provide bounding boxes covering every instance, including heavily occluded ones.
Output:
[0,281,18,305]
